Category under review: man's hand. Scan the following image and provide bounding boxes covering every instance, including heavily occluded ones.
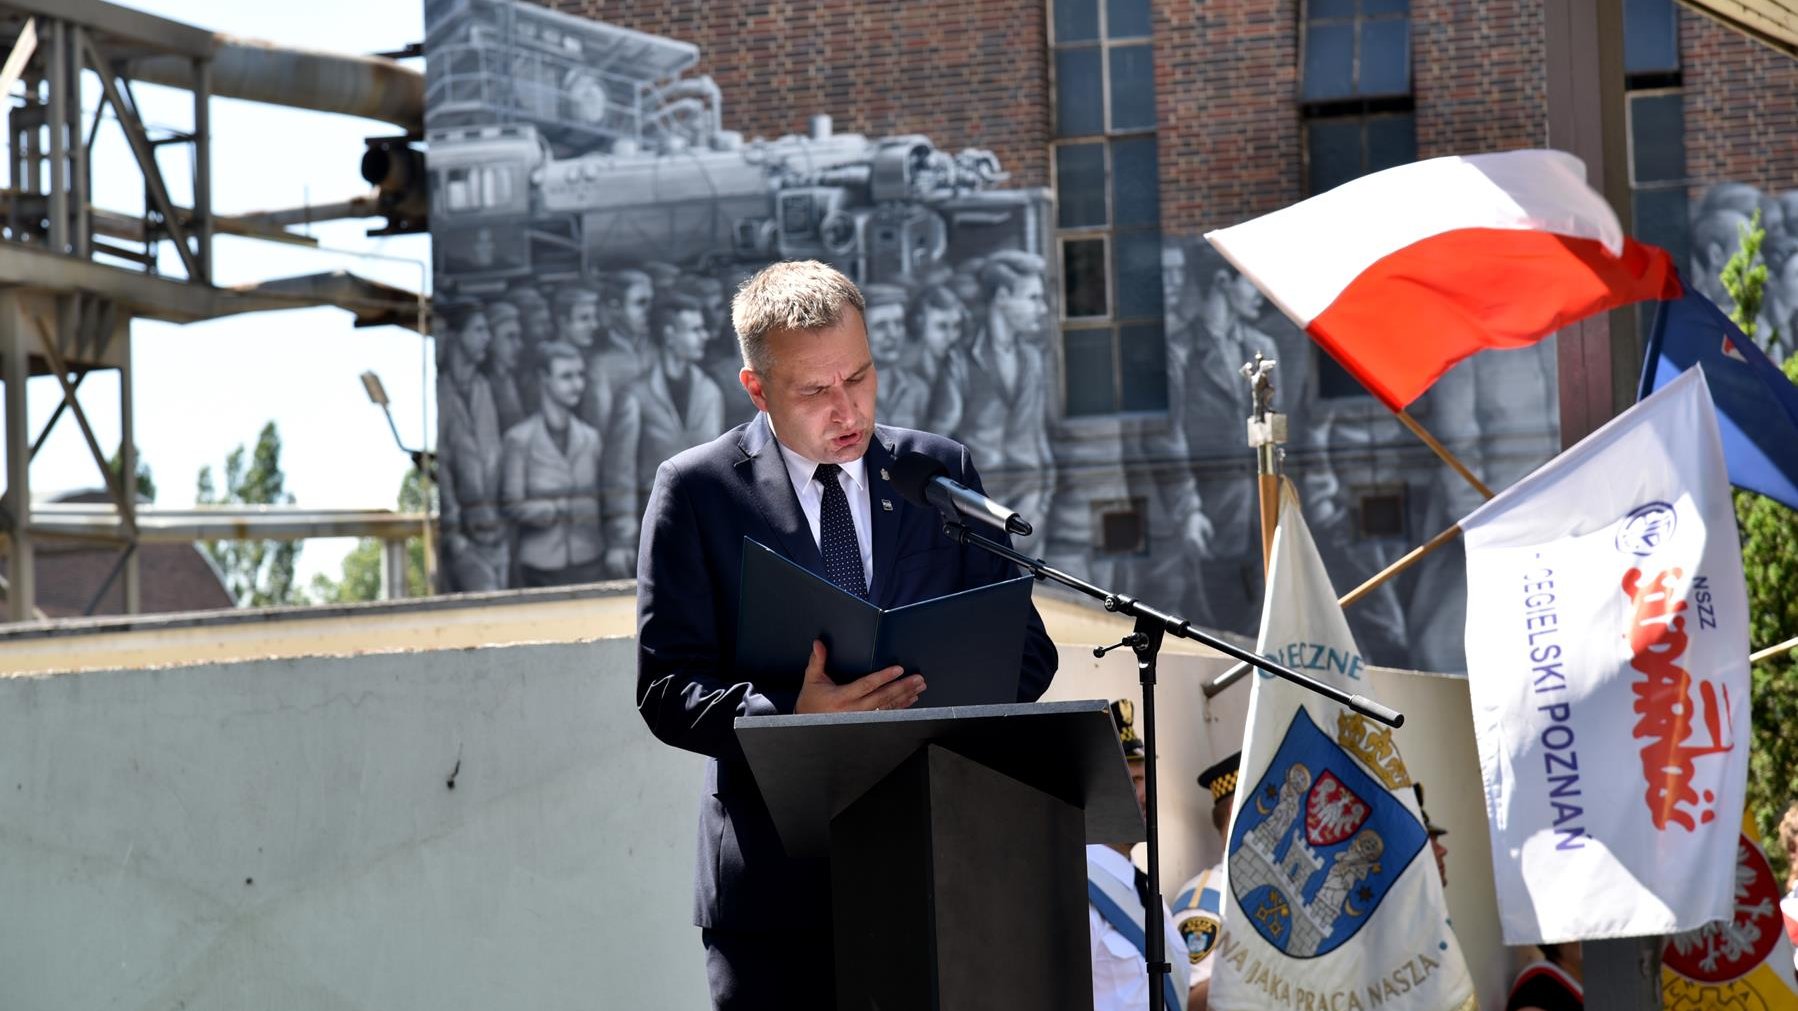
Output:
[794,640,926,714]
[1184,511,1215,559]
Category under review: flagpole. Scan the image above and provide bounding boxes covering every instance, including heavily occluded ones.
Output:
[1392,408,1495,499]
[1243,354,1286,570]
[1202,519,1464,697]
[1751,633,1798,664]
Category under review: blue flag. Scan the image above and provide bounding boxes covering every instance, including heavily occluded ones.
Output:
[1638,281,1798,510]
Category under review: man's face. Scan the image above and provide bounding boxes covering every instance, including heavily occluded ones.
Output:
[1162,249,1186,308]
[1430,835,1448,887]
[919,307,960,358]
[663,309,708,364]
[458,312,492,362]
[1128,760,1148,819]
[741,308,878,465]
[1225,272,1265,320]
[543,354,586,410]
[470,227,496,269]
[559,300,599,348]
[995,275,1047,337]
[490,316,523,369]
[867,303,908,366]
[618,281,652,338]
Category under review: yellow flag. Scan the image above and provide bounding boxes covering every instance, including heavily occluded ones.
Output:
[1662,814,1798,1010]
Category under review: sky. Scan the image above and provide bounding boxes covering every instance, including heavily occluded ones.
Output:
[20,0,433,589]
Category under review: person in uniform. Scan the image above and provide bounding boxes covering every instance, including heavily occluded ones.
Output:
[1088,699,1189,1011]
[1414,782,1450,887]
[1505,944,1583,1010]
[1171,751,1240,1011]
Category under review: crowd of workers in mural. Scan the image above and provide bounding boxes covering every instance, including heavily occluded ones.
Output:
[433,250,1067,594]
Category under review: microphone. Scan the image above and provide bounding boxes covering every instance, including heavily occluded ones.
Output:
[888,451,1034,537]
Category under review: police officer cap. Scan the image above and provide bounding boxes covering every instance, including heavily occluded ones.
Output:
[1198,752,1241,803]
[1412,782,1449,837]
[1109,699,1145,762]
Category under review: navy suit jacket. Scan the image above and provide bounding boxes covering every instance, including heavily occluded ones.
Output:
[635,412,1059,931]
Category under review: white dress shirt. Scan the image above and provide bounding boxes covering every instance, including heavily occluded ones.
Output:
[1088,845,1187,1011]
[773,429,875,589]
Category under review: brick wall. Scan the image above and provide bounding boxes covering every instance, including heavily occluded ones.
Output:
[1681,6,1798,195]
[1153,0,1304,237]
[539,0,1052,189]
[1411,0,1546,160]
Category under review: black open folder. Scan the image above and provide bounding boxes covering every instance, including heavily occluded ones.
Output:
[734,537,1035,707]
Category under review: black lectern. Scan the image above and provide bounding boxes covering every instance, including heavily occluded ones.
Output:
[736,699,1143,1011]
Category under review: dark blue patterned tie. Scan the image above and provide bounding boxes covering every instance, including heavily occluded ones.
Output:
[814,463,867,598]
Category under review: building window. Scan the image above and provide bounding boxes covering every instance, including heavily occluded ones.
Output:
[1095,498,1149,555]
[1355,487,1407,539]
[1625,0,1686,287]
[1300,0,1412,103]
[1051,0,1168,417]
[1300,0,1415,400]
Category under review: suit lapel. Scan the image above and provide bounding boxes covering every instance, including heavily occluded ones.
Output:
[735,414,826,578]
[865,429,904,607]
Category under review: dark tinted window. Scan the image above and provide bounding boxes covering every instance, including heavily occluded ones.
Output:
[1109,44,1157,131]
[1624,0,1679,75]
[1316,347,1366,399]
[1057,143,1108,228]
[1114,230,1165,318]
[1107,0,1151,37]
[1055,0,1099,43]
[1119,322,1170,411]
[1633,187,1691,278]
[1359,19,1411,96]
[1302,22,1355,102]
[1064,239,1109,318]
[1630,92,1686,184]
[1056,48,1104,137]
[1366,113,1416,173]
[1111,137,1160,227]
[1308,118,1362,195]
[1065,329,1118,415]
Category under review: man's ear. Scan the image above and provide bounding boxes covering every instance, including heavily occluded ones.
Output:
[741,367,770,413]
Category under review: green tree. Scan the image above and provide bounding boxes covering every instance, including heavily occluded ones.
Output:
[307,467,433,603]
[1717,213,1798,882]
[197,421,302,607]
[105,445,155,503]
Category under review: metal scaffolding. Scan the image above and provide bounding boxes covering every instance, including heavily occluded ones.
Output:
[0,0,427,621]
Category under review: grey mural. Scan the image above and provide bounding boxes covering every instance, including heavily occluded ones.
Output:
[422,0,1570,672]
[423,0,1051,590]
[1690,182,1796,364]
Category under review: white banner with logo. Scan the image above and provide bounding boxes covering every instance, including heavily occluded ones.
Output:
[1211,485,1476,1011]
[1460,367,1751,943]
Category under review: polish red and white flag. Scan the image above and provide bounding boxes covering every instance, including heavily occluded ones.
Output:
[1205,149,1682,409]
[1459,367,1751,943]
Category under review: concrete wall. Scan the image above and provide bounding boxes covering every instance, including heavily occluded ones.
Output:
[0,637,709,1011]
[2,615,1501,1008]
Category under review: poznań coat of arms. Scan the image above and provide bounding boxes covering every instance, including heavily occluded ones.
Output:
[1228,708,1427,958]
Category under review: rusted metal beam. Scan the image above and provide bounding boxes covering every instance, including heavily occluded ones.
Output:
[30,299,134,538]
[78,30,203,280]
[1,0,215,58]
[128,35,422,131]
[29,504,431,543]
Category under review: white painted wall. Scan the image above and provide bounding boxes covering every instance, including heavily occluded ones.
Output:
[0,638,709,1011]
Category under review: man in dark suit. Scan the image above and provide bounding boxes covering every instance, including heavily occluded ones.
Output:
[636,260,1059,1010]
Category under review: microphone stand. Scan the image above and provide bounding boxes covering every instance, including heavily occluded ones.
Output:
[936,518,1404,1011]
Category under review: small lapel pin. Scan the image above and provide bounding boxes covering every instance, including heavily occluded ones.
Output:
[879,468,890,482]
[881,499,894,511]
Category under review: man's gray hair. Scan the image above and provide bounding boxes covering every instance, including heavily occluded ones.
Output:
[731,260,866,373]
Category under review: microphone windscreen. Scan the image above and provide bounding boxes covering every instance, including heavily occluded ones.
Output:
[888,451,948,507]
